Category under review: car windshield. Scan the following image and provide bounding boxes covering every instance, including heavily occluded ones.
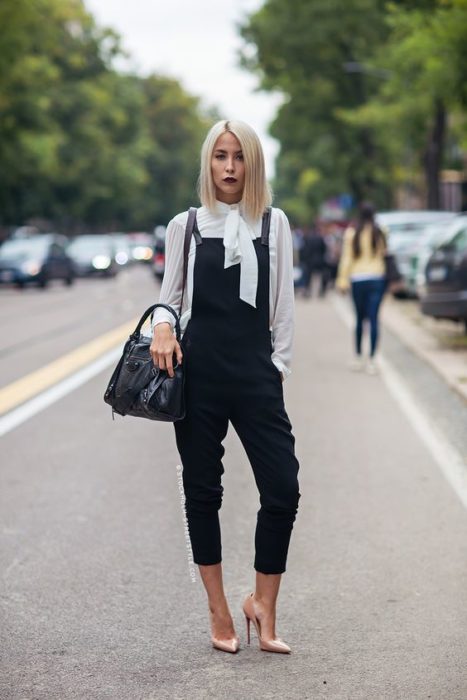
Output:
[417,221,454,247]
[449,226,467,252]
[68,237,112,253]
[0,238,48,259]
[387,224,430,252]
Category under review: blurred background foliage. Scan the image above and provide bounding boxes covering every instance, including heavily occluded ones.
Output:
[241,0,467,223]
[0,0,465,230]
[0,0,210,230]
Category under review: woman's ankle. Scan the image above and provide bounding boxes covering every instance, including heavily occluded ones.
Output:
[208,597,230,614]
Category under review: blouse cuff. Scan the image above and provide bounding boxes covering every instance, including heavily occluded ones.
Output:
[151,308,175,333]
[271,357,292,379]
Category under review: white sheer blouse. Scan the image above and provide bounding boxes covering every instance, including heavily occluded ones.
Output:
[151,200,295,379]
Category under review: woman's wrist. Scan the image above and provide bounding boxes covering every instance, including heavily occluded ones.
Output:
[153,321,173,335]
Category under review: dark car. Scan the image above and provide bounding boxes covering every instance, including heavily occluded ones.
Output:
[127,232,154,264]
[421,215,467,331]
[152,225,166,281]
[67,235,118,277]
[0,234,75,288]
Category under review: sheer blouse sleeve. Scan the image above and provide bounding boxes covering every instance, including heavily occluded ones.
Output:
[151,217,185,333]
[271,208,295,379]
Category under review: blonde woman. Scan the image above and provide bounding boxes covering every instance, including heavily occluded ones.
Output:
[150,120,301,654]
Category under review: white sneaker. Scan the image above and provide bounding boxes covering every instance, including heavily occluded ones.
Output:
[366,359,378,375]
[348,356,364,372]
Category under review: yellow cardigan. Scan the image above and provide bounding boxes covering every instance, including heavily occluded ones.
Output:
[336,225,387,291]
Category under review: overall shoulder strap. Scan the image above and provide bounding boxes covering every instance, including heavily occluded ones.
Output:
[180,208,202,317]
[261,206,272,246]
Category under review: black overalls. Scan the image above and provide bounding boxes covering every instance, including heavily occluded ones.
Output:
[174,212,301,575]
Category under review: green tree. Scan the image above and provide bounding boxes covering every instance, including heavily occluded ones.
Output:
[141,75,209,226]
[240,0,391,223]
[342,0,467,208]
[0,0,210,231]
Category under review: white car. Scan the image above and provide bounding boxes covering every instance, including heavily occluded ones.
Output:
[376,211,457,296]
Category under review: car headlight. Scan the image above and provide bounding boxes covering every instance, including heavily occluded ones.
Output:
[92,255,111,269]
[21,261,41,275]
[115,252,128,265]
[132,246,152,260]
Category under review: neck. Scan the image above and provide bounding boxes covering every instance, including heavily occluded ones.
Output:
[215,190,243,205]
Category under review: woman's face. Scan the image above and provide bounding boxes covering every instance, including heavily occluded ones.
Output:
[211,131,245,204]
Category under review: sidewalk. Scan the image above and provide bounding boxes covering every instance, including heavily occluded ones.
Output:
[380,296,467,403]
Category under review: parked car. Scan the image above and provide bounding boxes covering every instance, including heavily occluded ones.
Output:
[0,234,75,288]
[376,211,456,296]
[413,215,467,297]
[152,225,166,281]
[110,233,133,267]
[421,214,467,331]
[127,232,154,263]
[67,235,118,277]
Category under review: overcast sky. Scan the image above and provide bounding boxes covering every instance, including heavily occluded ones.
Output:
[84,0,283,174]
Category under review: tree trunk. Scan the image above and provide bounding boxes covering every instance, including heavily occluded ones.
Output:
[424,99,446,209]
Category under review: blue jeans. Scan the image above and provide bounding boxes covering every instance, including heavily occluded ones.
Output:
[351,278,386,357]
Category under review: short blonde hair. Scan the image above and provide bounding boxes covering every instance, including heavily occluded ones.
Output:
[198,119,272,222]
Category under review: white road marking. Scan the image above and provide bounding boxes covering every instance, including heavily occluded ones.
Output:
[331,293,467,511]
[0,346,122,437]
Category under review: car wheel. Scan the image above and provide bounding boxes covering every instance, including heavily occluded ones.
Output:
[64,275,75,286]
[15,281,25,290]
[38,274,49,289]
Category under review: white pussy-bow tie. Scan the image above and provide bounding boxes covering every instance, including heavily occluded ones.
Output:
[223,206,258,307]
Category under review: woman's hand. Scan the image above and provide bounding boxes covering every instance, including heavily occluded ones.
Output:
[336,283,349,295]
[150,322,183,378]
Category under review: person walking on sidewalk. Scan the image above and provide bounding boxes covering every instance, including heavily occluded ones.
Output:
[150,119,301,655]
[299,225,327,298]
[336,202,387,374]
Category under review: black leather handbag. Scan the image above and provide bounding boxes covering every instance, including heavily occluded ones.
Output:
[103,207,201,421]
[103,303,186,421]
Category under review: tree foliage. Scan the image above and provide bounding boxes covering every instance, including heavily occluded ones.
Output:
[0,0,208,230]
[240,0,467,221]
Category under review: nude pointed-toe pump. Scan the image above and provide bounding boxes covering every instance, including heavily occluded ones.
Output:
[242,593,291,654]
[211,636,240,653]
[209,611,240,654]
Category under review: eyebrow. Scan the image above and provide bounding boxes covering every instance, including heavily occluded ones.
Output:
[214,148,243,154]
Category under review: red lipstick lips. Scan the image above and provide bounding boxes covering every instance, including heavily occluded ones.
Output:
[223,177,237,183]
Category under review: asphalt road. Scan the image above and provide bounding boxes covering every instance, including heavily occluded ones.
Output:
[1,267,466,700]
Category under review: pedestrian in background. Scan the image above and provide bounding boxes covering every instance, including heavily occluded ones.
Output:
[299,224,327,298]
[150,119,301,655]
[336,202,387,374]
[321,223,343,292]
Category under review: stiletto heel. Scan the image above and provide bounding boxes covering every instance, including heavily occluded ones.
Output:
[242,592,291,654]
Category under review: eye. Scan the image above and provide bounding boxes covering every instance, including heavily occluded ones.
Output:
[236,154,244,161]
[214,153,225,160]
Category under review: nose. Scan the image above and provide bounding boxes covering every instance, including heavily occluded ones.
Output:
[225,157,235,173]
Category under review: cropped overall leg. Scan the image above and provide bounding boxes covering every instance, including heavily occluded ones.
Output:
[174,382,229,566]
[230,381,300,574]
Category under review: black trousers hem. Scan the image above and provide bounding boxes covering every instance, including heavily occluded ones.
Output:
[194,557,223,566]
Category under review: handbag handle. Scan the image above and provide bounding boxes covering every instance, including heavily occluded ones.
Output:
[131,303,181,341]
